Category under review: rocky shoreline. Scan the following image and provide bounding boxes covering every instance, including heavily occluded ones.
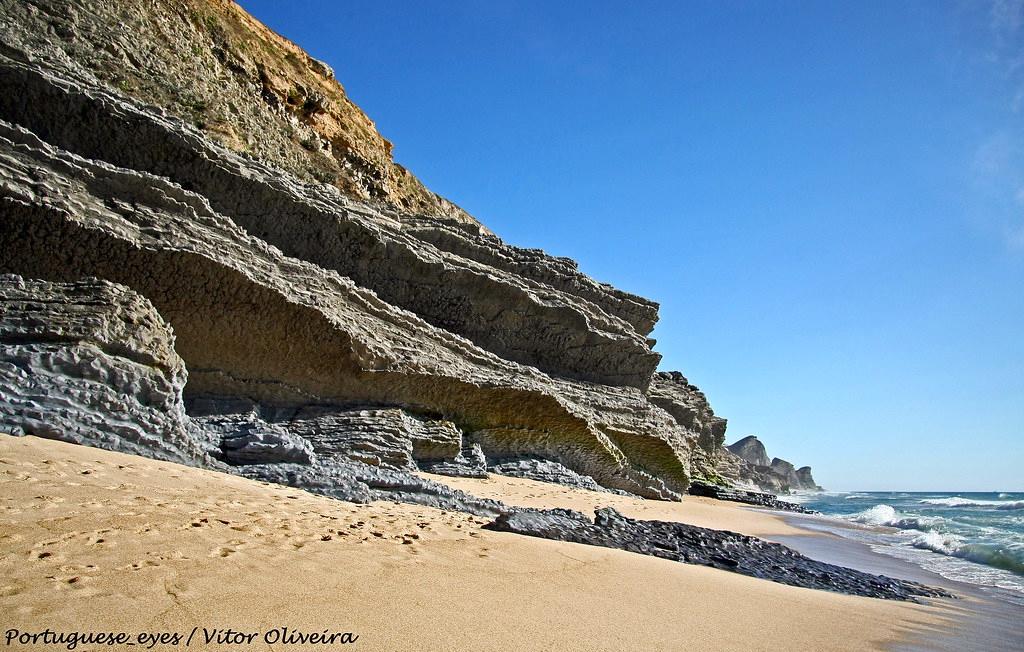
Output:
[486,506,952,602]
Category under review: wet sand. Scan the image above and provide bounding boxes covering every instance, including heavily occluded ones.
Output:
[776,515,1024,652]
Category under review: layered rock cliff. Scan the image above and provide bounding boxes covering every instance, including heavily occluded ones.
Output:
[0,0,816,503]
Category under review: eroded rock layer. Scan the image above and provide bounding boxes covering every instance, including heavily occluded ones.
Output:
[647,371,729,480]
[0,274,508,516]
[0,118,691,499]
[0,52,659,389]
[0,275,216,467]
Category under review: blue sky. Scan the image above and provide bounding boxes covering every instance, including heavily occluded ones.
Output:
[239,0,1023,491]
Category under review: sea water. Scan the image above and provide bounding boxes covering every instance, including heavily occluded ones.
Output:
[786,491,1024,601]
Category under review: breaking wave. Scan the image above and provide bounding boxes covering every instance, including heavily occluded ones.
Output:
[920,497,1024,510]
[848,505,940,531]
[850,504,898,525]
[844,493,872,500]
[911,532,1024,576]
[807,492,1024,593]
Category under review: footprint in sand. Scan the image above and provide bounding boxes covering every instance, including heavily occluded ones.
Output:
[48,574,88,590]
[148,550,190,562]
[0,584,22,597]
[164,579,188,600]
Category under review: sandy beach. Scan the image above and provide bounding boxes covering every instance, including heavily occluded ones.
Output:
[0,434,954,652]
[419,471,810,538]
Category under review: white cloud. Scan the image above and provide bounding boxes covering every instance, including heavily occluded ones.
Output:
[972,132,1016,180]
[962,5,1024,250]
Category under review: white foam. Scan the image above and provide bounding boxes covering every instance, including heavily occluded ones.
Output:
[847,505,943,531]
[920,497,1024,510]
[850,504,898,525]
[911,531,963,556]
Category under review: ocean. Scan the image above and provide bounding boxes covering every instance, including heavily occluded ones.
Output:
[786,491,1024,603]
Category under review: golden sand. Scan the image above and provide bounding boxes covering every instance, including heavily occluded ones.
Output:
[420,471,811,538]
[0,434,949,651]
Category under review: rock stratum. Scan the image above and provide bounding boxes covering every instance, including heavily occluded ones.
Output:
[0,0,697,501]
[1,0,477,229]
[1,0,948,604]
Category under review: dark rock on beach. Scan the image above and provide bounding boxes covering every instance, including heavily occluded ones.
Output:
[688,481,819,514]
[485,506,953,602]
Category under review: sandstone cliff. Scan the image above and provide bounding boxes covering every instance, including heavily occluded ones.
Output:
[0,0,815,503]
[1,0,479,229]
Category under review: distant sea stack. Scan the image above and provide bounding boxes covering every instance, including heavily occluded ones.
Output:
[0,0,815,502]
[720,436,823,493]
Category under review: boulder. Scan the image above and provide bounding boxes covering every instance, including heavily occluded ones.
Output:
[0,275,218,468]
